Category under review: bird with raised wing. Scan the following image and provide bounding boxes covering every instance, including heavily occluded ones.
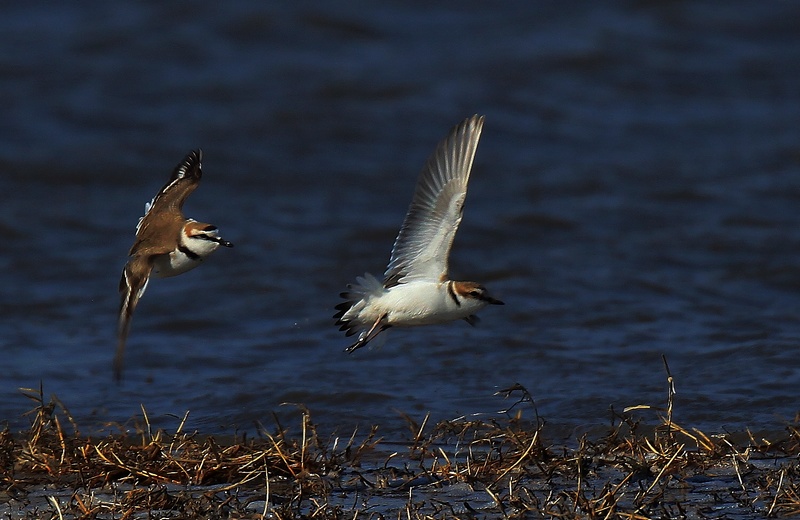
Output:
[335,115,503,353]
[116,150,233,379]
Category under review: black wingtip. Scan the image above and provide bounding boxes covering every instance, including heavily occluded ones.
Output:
[175,149,203,180]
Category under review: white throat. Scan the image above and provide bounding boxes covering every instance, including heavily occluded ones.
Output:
[153,234,220,278]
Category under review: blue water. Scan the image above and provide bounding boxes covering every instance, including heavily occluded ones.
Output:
[1,2,799,439]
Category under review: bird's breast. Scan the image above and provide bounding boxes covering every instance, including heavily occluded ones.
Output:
[369,282,474,326]
[153,247,205,278]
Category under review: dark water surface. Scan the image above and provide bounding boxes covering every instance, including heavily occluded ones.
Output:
[1,2,799,439]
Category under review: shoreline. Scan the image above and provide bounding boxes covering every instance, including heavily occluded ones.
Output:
[2,382,800,518]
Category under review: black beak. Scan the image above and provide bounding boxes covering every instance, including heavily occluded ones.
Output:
[205,235,233,247]
[483,295,504,305]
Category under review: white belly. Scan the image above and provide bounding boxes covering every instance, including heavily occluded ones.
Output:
[361,282,484,327]
[153,249,203,278]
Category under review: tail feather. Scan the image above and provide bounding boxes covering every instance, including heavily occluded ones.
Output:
[333,273,383,337]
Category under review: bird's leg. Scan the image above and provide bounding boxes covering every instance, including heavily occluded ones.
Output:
[345,314,388,353]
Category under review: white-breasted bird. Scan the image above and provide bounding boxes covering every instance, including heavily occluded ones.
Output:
[335,115,503,353]
[115,150,233,379]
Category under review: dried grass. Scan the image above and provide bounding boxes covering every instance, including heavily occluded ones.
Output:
[2,362,800,519]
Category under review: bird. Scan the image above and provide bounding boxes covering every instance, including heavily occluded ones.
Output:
[334,115,503,353]
[115,150,233,380]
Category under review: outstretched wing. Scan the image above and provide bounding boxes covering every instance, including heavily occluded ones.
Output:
[383,115,484,287]
[114,254,156,380]
[136,150,203,235]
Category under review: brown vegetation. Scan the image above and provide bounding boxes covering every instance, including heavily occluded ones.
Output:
[2,361,800,519]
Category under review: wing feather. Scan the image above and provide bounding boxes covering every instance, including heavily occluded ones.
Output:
[114,254,155,380]
[136,149,203,234]
[383,115,484,286]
